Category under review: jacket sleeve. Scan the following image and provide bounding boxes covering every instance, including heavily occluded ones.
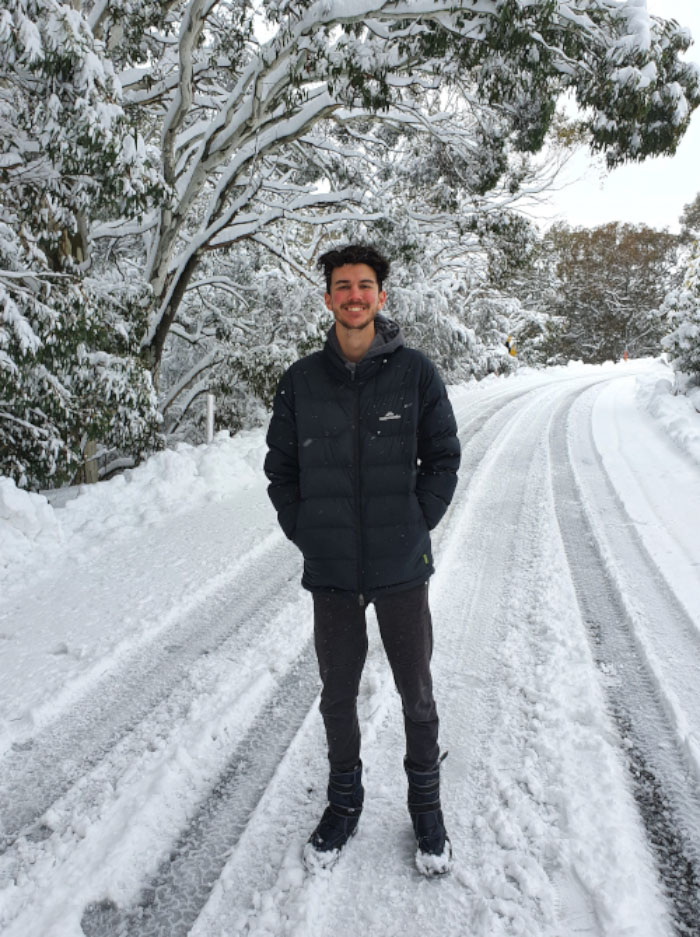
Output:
[415,359,460,530]
[264,369,300,541]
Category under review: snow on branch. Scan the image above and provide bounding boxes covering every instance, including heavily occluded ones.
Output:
[161,349,219,413]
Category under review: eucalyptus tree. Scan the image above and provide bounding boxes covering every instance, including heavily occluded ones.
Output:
[90,0,700,380]
[158,92,562,439]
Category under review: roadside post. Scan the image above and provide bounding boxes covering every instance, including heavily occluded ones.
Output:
[206,394,215,443]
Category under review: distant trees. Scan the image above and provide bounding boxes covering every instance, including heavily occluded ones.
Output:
[517,222,681,364]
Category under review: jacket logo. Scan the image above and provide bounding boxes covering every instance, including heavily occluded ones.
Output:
[378,411,401,422]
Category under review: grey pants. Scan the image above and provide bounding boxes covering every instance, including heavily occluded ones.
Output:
[313,584,440,772]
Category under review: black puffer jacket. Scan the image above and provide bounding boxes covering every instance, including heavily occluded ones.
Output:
[264,316,460,600]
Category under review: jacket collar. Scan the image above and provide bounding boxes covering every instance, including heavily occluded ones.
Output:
[325,314,404,380]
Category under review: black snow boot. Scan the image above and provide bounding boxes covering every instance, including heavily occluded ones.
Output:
[303,762,364,871]
[405,755,452,877]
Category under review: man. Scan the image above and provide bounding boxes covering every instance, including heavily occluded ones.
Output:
[264,244,460,876]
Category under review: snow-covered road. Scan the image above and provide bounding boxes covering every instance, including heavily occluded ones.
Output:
[1,361,699,937]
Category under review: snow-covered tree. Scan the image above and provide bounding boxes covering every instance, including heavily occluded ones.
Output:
[158,127,559,440]
[159,240,326,438]
[493,226,568,366]
[0,224,161,488]
[662,239,700,388]
[0,0,164,487]
[539,222,680,363]
[88,0,700,380]
[1,0,163,267]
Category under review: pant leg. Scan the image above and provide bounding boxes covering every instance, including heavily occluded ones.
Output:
[313,591,368,772]
[374,584,440,770]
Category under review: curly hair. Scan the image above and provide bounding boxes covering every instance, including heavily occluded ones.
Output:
[317,244,390,292]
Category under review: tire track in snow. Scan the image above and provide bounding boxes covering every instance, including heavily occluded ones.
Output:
[414,378,626,936]
[79,640,320,937]
[0,537,301,853]
[549,391,700,937]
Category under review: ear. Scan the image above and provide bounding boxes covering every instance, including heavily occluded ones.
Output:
[378,290,387,309]
[324,292,332,310]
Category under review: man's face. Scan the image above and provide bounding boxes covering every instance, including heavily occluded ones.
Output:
[325,263,387,332]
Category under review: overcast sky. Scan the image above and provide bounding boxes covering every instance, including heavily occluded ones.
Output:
[540,0,700,232]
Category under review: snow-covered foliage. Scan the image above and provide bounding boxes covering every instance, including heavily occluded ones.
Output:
[662,239,700,390]
[0,224,161,489]
[0,0,162,263]
[160,241,327,439]
[0,0,164,488]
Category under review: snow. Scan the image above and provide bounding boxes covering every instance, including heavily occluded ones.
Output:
[600,367,700,625]
[622,0,652,52]
[0,430,265,582]
[0,292,42,356]
[1,358,699,937]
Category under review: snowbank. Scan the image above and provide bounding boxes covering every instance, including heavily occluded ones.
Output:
[635,361,700,466]
[0,478,62,568]
[0,430,267,581]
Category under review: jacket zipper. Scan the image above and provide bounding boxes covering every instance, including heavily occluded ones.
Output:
[351,370,365,606]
